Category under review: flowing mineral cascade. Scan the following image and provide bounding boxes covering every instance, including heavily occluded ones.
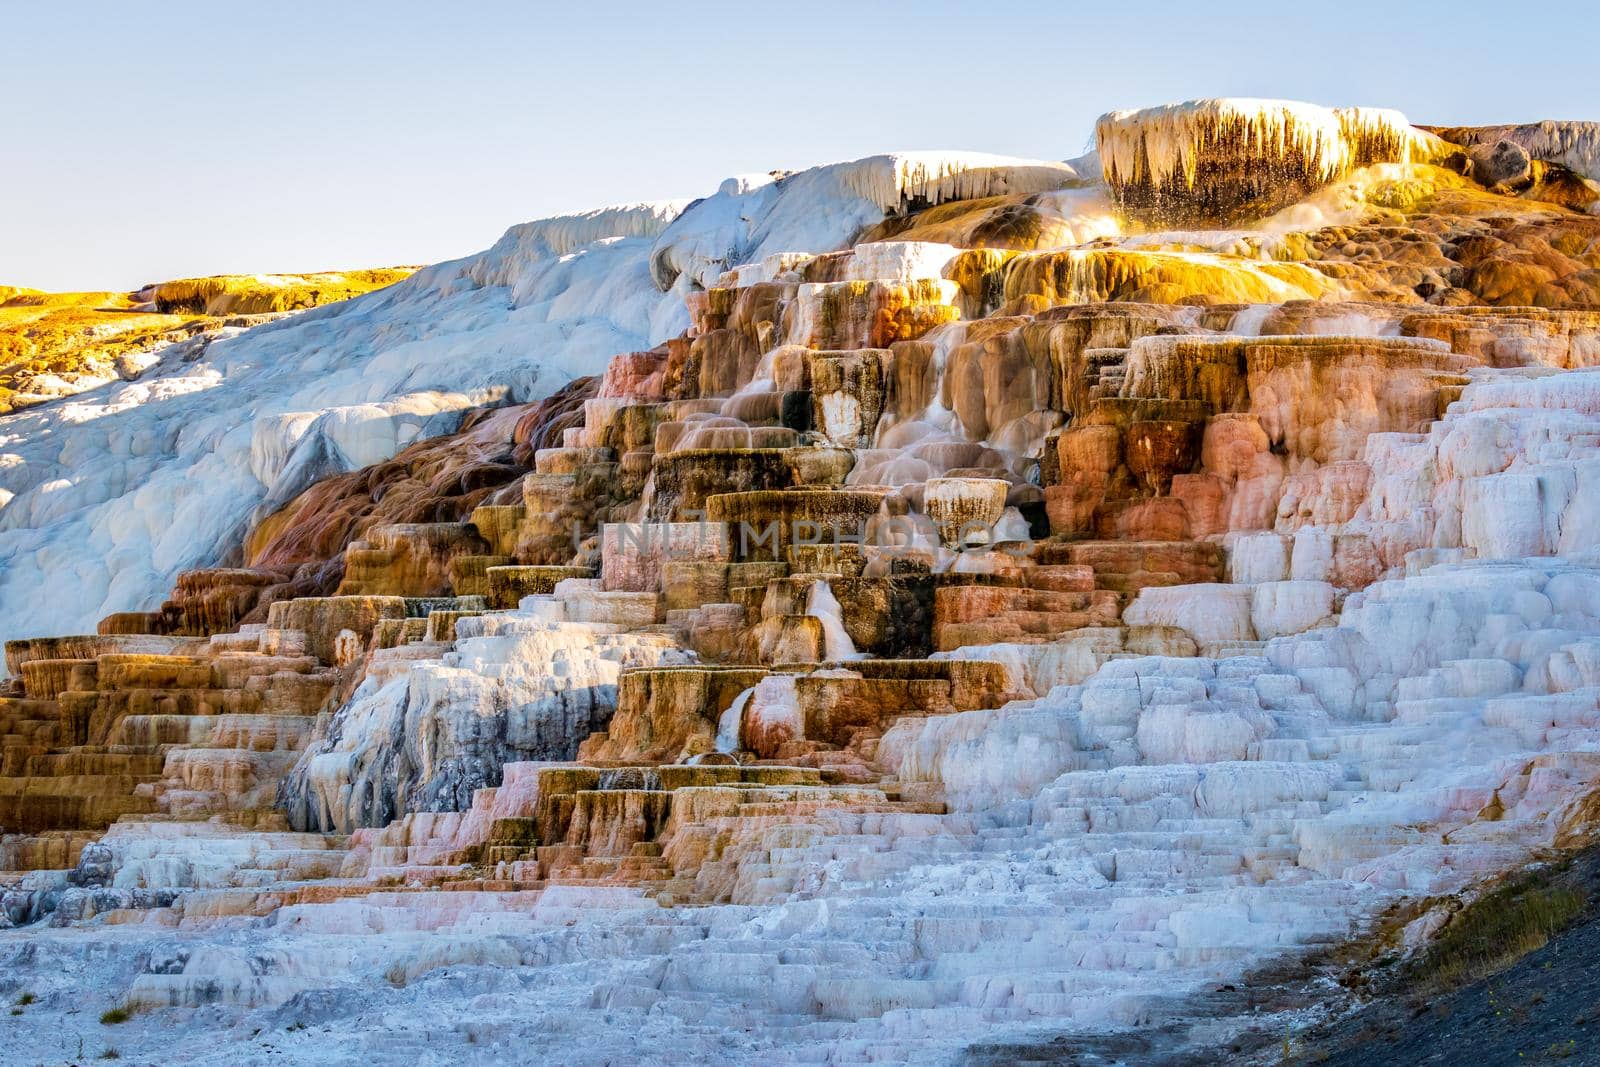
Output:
[715,685,754,753]
[806,578,862,660]
[3,90,1600,1067]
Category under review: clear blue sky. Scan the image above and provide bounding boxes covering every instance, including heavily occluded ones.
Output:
[3,1,1597,292]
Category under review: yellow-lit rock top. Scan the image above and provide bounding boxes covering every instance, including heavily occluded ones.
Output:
[0,268,415,414]
[147,268,415,315]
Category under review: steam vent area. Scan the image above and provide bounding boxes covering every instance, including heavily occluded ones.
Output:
[3,99,1600,1063]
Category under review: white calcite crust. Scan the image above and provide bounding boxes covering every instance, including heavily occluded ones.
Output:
[279,616,689,832]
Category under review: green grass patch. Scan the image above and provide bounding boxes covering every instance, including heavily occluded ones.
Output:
[1411,871,1587,992]
[98,1007,132,1025]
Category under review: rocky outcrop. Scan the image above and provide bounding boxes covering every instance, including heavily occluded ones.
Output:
[147,270,415,316]
[1097,99,1445,223]
[0,269,414,415]
[1427,120,1600,184]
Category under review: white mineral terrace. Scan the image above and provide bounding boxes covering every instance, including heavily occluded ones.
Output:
[4,548,1599,1064]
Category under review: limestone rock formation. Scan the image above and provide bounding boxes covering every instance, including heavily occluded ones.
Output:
[1097,99,1447,223]
[4,95,1600,1066]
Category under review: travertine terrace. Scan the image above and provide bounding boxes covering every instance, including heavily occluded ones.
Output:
[2,100,1600,1064]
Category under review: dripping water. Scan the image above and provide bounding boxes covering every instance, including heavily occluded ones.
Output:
[807,579,862,661]
[716,685,754,753]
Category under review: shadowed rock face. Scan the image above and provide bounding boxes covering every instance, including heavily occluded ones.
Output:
[247,381,596,573]
[7,100,1600,1066]
[1427,120,1600,184]
[88,382,602,636]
